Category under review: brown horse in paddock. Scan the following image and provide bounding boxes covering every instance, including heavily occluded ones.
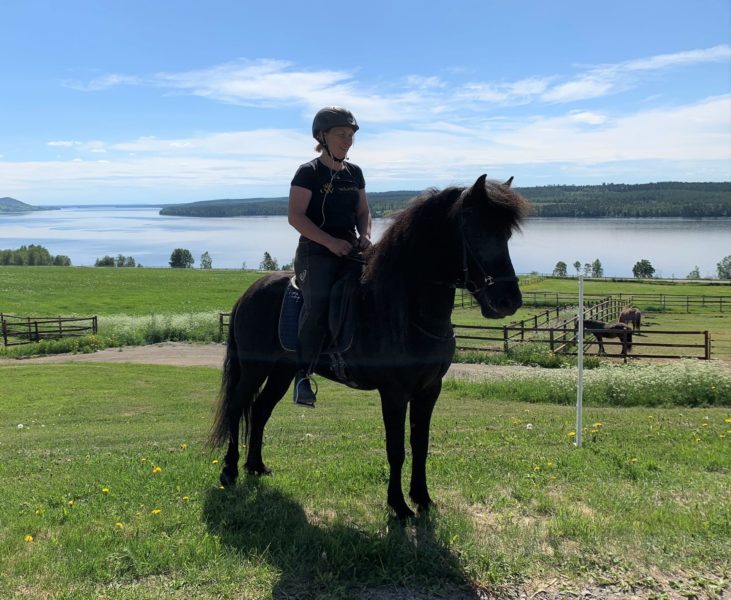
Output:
[582,319,633,356]
[619,307,642,332]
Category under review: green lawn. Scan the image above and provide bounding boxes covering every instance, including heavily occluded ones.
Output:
[0,266,261,316]
[1,363,729,599]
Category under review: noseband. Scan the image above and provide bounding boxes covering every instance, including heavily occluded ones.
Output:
[456,210,519,295]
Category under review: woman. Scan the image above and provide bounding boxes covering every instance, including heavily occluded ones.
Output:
[288,107,372,406]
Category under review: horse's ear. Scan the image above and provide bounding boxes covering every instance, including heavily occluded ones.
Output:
[503,176,514,188]
[464,174,488,205]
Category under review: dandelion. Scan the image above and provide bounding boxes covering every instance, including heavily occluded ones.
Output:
[67,499,75,507]
[150,508,161,515]
[592,422,603,429]
[24,535,33,543]
[180,443,188,450]
[525,423,534,430]
[725,418,731,424]
[182,496,190,502]
[151,466,162,475]
[101,487,110,494]
[17,424,24,429]
[533,465,541,472]
[115,522,124,529]
[568,431,576,438]
[212,459,219,465]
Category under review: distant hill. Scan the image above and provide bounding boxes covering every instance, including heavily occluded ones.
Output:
[159,182,731,219]
[159,191,417,218]
[0,197,54,213]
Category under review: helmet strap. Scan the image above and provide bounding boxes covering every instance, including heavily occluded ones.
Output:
[319,134,346,164]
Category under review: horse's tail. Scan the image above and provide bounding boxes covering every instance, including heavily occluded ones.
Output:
[209,298,246,448]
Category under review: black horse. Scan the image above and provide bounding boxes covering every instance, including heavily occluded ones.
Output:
[582,319,633,356]
[210,175,530,519]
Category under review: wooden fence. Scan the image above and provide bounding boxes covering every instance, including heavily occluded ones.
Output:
[520,290,730,313]
[218,296,714,360]
[1,313,98,347]
[454,297,712,360]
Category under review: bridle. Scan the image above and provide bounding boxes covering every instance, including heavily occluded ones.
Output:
[455,209,519,295]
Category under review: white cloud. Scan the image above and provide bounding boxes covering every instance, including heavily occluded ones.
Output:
[65,73,142,91]
[6,94,727,201]
[48,140,82,147]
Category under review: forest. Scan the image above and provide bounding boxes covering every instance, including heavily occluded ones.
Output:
[159,182,730,219]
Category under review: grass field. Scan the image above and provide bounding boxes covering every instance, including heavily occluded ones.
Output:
[1,363,729,599]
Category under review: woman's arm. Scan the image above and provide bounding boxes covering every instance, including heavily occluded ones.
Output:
[355,188,372,249]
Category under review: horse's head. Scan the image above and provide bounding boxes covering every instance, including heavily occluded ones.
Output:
[457,174,530,318]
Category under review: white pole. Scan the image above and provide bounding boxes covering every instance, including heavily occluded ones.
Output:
[576,275,584,448]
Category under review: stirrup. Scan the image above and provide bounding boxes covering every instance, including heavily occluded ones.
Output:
[293,373,317,407]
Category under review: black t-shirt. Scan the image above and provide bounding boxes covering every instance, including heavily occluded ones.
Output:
[291,158,366,240]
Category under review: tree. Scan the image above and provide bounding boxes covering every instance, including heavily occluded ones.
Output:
[95,255,115,267]
[169,248,194,268]
[53,255,71,266]
[591,259,603,278]
[686,266,701,280]
[718,255,731,279]
[552,261,567,277]
[259,251,279,271]
[573,261,581,276]
[115,254,126,268]
[200,251,213,269]
[583,263,591,277]
[632,259,655,279]
[124,256,136,268]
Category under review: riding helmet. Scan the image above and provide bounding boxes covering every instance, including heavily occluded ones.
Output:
[312,107,359,139]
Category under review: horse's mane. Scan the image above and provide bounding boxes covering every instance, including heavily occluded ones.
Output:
[362,180,529,346]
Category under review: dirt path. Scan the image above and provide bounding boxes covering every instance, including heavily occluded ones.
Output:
[0,341,541,379]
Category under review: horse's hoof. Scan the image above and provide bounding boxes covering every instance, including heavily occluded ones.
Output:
[390,500,416,520]
[219,470,237,488]
[245,463,272,476]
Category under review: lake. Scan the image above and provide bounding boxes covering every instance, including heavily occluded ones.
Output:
[1,206,729,278]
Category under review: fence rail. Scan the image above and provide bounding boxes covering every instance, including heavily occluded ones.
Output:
[1,313,98,347]
[220,296,712,360]
[519,290,730,313]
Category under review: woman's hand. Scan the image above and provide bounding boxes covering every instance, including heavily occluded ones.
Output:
[357,236,372,250]
[327,238,354,257]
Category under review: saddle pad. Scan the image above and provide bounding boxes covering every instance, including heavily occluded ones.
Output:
[278,278,303,352]
[277,276,356,354]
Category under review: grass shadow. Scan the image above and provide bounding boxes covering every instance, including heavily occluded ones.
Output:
[203,476,481,599]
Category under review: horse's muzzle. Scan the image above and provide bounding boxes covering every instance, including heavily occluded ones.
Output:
[478,286,522,318]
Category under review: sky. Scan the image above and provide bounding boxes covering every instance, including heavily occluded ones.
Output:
[1,0,730,206]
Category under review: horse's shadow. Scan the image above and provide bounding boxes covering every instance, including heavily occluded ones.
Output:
[202,477,480,599]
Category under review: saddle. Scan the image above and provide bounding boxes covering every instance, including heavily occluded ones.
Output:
[278,270,359,357]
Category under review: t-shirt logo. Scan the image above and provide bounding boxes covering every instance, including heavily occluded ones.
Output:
[322,182,334,194]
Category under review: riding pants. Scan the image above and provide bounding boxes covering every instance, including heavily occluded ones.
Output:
[294,240,346,371]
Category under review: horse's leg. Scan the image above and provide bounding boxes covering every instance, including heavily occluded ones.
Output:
[245,361,296,476]
[409,381,440,513]
[220,363,268,487]
[379,386,413,519]
[596,334,605,354]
